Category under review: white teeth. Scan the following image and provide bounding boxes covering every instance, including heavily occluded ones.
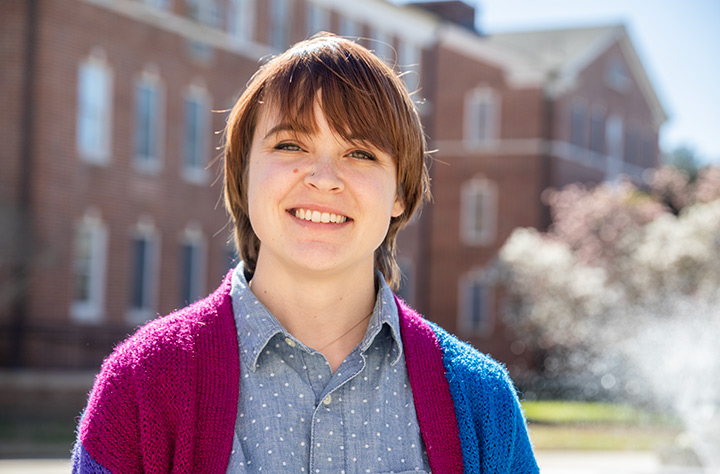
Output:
[293,208,347,224]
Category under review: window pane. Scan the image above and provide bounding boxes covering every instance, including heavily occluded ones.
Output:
[184,98,200,168]
[78,63,109,157]
[181,242,195,304]
[306,3,326,37]
[590,111,605,154]
[72,226,92,303]
[229,0,254,41]
[473,188,485,236]
[131,238,148,309]
[571,103,586,148]
[270,0,289,50]
[135,84,153,159]
[470,282,486,328]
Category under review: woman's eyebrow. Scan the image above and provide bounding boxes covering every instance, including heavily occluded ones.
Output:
[263,123,312,141]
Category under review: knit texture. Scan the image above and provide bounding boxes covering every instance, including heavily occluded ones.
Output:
[396,295,464,473]
[429,321,538,473]
[396,296,538,474]
[74,271,538,473]
[74,273,239,473]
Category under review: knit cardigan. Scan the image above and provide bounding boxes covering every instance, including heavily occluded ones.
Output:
[73,272,538,473]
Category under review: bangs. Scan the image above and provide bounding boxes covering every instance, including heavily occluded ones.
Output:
[223,34,430,288]
[259,37,412,158]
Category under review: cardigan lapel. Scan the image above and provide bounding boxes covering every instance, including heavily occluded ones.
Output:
[396,296,465,473]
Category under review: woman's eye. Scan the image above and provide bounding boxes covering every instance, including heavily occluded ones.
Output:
[275,142,303,152]
[348,150,376,161]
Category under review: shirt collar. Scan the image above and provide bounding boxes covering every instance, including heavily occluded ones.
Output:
[230,263,404,372]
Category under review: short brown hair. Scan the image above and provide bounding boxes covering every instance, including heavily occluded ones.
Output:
[223,33,430,289]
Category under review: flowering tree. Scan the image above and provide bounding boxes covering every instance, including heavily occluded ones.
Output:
[499,165,720,400]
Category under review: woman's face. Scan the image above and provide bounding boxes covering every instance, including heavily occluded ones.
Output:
[246,97,405,279]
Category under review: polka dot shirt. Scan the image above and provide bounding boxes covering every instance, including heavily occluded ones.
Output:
[226,265,430,473]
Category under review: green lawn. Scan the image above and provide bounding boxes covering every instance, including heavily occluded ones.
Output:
[522,400,681,451]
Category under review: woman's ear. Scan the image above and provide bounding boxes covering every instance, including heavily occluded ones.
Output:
[391,196,406,218]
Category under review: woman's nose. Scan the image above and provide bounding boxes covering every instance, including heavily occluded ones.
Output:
[304,156,344,192]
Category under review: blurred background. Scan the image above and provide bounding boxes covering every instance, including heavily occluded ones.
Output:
[1,0,718,471]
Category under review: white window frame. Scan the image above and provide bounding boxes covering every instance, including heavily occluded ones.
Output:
[306,1,328,38]
[371,28,393,65]
[182,84,211,184]
[70,209,108,324]
[127,217,161,324]
[179,223,207,305]
[398,40,421,94]
[269,0,291,51]
[133,67,165,174]
[76,49,113,165]
[464,86,499,148]
[228,0,255,43]
[458,269,495,336]
[460,177,498,246]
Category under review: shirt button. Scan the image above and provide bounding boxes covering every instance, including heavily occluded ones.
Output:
[285,337,296,347]
[323,394,332,406]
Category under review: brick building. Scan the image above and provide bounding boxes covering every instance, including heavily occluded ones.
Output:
[399,16,666,374]
[0,0,665,374]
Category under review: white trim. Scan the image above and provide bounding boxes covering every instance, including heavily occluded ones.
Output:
[548,28,620,98]
[460,177,498,247]
[617,32,668,128]
[433,138,543,156]
[313,0,438,47]
[463,86,500,149]
[228,0,255,44]
[70,209,108,324]
[268,0,292,51]
[458,268,495,337]
[79,0,274,60]
[432,137,646,184]
[439,26,543,87]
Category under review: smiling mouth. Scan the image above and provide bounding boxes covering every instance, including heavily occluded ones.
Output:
[292,208,349,224]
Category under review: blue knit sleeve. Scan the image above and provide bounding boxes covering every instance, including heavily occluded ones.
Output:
[72,440,113,474]
[427,322,539,474]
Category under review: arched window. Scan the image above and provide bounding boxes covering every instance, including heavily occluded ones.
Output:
[70,209,108,323]
[76,48,113,164]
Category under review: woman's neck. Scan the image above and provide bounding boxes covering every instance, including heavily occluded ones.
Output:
[248,258,377,372]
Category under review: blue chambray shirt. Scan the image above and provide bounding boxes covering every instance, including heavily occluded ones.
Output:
[226,264,430,474]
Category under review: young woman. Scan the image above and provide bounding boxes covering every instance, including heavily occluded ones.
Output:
[73,34,539,474]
